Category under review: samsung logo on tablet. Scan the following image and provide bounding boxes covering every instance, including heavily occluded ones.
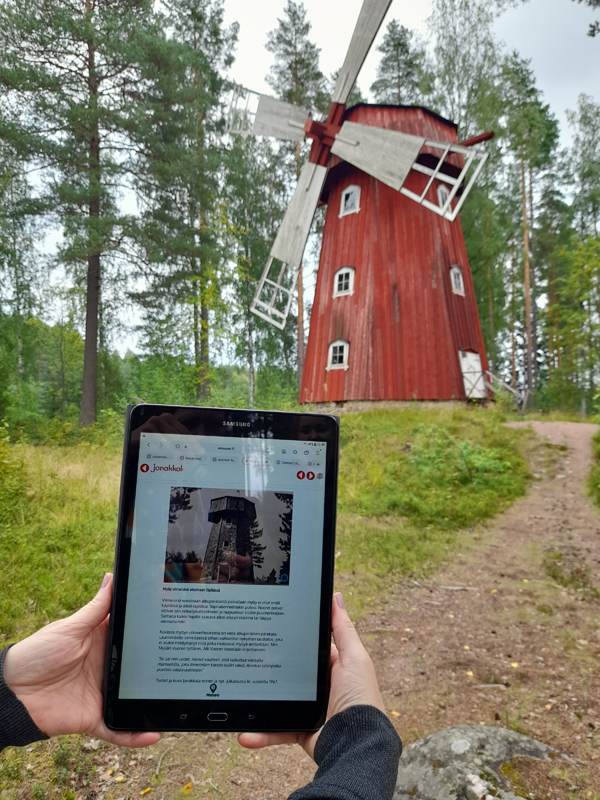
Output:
[223,421,250,427]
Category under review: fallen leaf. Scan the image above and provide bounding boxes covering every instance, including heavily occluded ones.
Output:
[141,790,151,796]
[411,607,416,611]
[390,711,400,717]
[510,662,519,668]
[466,671,474,677]
[181,783,193,794]
[545,704,552,710]
[523,579,529,584]
[115,776,125,783]
[491,589,497,594]
[254,755,260,760]
[366,597,371,602]
[464,645,470,650]
[129,760,136,766]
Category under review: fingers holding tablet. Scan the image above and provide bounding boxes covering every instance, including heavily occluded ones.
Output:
[329,593,385,716]
[237,592,386,760]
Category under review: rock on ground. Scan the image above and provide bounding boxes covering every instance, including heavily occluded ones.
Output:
[394,724,563,800]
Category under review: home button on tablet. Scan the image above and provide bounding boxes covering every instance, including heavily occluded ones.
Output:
[207,713,228,722]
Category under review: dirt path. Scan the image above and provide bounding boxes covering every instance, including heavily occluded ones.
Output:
[14,422,600,800]
[364,421,600,797]
[233,421,600,798]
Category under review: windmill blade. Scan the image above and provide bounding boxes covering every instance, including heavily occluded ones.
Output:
[332,0,393,105]
[251,162,328,330]
[331,121,426,191]
[401,138,489,222]
[252,95,308,142]
[331,122,489,222]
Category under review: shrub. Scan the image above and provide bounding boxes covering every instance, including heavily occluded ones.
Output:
[0,423,25,526]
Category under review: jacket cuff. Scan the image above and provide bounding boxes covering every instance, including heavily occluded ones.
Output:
[0,646,49,751]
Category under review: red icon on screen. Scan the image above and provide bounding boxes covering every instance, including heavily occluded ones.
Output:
[296,471,305,480]
[307,472,315,480]
[140,463,150,473]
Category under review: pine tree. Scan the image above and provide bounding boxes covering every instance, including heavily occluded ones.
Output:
[265,1,328,391]
[248,516,266,570]
[275,492,293,582]
[566,94,600,238]
[0,0,165,425]
[133,0,237,402]
[222,135,293,407]
[502,52,558,402]
[370,21,432,106]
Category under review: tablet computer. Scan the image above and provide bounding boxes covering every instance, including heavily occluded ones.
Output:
[104,403,339,733]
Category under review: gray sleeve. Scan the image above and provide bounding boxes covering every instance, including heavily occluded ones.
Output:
[289,705,402,800]
[0,646,49,751]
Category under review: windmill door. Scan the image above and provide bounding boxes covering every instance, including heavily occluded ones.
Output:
[459,351,486,399]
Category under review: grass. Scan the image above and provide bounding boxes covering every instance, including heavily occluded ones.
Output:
[588,427,600,507]
[0,438,122,642]
[0,407,532,641]
[334,407,531,611]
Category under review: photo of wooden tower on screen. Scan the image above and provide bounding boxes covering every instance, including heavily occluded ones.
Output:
[165,487,293,586]
[227,0,492,406]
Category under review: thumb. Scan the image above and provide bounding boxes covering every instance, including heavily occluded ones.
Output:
[68,573,113,633]
[331,592,364,663]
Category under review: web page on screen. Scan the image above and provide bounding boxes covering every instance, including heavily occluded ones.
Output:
[119,432,327,701]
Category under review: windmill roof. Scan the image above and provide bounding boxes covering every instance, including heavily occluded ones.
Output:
[344,103,458,131]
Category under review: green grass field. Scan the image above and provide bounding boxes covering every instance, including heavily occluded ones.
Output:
[0,408,533,641]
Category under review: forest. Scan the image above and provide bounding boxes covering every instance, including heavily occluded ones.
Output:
[1,0,599,439]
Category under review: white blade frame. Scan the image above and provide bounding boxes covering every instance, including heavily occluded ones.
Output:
[402,140,489,222]
[252,95,308,142]
[226,84,260,137]
[251,162,328,330]
[332,0,393,105]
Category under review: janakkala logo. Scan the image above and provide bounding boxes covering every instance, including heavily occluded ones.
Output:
[140,463,183,473]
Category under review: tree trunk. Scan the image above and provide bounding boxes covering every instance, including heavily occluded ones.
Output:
[248,318,255,408]
[520,153,533,405]
[244,213,256,409]
[510,245,517,392]
[295,141,304,394]
[528,165,538,389]
[79,14,100,427]
[195,67,210,404]
[485,210,495,371]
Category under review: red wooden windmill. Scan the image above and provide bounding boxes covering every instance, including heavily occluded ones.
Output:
[228,0,492,403]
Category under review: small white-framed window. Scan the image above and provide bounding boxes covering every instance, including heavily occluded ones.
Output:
[333,266,355,298]
[450,265,465,297]
[438,183,450,209]
[327,339,350,371]
[339,185,361,218]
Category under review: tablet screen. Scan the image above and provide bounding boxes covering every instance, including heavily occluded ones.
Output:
[118,429,328,703]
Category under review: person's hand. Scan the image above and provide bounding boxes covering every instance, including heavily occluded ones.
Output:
[237,592,385,760]
[3,574,161,748]
[218,552,253,584]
